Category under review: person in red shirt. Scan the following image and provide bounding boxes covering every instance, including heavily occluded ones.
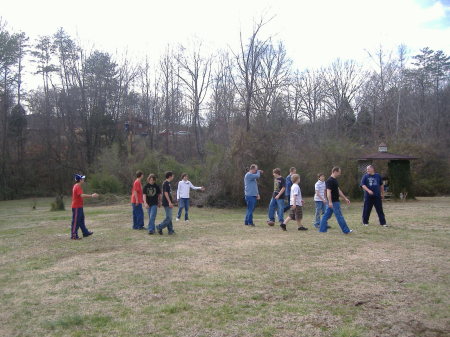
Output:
[71,174,99,240]
[131,170,145,229]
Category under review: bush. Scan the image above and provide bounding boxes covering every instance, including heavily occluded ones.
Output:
[88,173,123,194]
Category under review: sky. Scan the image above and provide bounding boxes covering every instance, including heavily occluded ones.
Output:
[1,0,450,84]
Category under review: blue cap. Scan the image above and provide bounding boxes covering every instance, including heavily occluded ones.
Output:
[74,174,86,181]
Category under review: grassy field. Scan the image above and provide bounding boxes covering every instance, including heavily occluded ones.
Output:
[0,197,449,337]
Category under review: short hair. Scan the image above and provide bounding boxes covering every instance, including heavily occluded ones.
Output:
[290,167,296,173]
[249,164,257,170]
[291,174,300,183]
[147,173,157,182]
[165,171,173,179]
[181,173,188,179]
[332,166,341,173]
[136,170,143,178]
[273,168,281,175]
[317,173,325,178]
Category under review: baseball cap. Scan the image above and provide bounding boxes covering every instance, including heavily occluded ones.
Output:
[74,174,86,181]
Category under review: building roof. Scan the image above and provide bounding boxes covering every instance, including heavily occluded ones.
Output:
[356,152,418,161]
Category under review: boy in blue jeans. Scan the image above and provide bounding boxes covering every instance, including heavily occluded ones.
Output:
[267,168,286,226]
[313,173,327,229]
[143,174,162,234]
[319,167,353,234]
[157,171,175,235]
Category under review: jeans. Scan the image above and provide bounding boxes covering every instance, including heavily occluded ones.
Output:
[362,195,386,225]
[284,195,291,212]
[244,196,257,225]
[268,197,285,223]
[71,208,90,238]
[319,202,351,233]
[313,201,326,228]
[132,203,144,229]
[158,206,174,233]
[147,205,158,232]
[177,198,190,220]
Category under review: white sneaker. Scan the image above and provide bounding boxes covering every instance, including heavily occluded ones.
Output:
[175,218,180,222]
[185,220,189,223]
[346,229,353,234]
[382,224,389,227]
[362,223,369,226]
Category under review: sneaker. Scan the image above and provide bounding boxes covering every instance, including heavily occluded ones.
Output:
[71,237,82,240]
[157,226,163,235]
[345,229,353,234]
[267,220,275,226]
[280,223,287,231]
[175,218,180,222]
[148,231,154,235]
[83,231,93,237]
[185,220,189,223]
[298,226,308,231]
[363,223,369,226]
[382,224,389,227]
[248,223,256,227]
[168,231,176,235]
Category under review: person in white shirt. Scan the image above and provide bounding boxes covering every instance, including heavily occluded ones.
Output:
[280,174,308,231]
[176,173,205,222]
[313,173,327,229]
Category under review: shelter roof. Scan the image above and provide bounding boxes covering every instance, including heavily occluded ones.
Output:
[356,152,418,161]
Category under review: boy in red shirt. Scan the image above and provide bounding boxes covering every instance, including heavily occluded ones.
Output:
[71,174,98,240]
[131,170,145,229]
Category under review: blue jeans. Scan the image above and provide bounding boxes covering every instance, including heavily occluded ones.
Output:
[244,196,257,225]
[147,205,158,233]
[284,195,291,212]
[319,202,351,233]
[132,203,144,229]
[268,197,285,223]
[177,198,190,220]
[158,206,174,233]
[362,195,386,225]
[71,208,90,238]
[313,201,326,228]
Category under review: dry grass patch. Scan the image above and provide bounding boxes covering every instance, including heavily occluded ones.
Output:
[0,197,449,336]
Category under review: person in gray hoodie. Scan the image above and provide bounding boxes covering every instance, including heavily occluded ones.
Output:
[244,164,263,226]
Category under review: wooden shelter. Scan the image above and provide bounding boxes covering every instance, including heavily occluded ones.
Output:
[356,143,418,199]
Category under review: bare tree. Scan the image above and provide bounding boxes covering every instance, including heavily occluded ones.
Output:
[231,18,271,131]
[176,41,212,159]
[253,40,291,121]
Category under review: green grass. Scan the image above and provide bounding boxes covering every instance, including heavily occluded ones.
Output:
[0,197,449,336]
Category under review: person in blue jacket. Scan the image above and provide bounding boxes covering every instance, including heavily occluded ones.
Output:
[361,165,388,227]
[244,164,263,226]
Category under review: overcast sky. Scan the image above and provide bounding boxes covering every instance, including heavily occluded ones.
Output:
[2,0,450,78]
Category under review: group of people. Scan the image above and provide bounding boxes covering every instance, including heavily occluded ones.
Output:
[130,171,205,235]
[69,164,387,240]
[244,164,387,234]
[69,171,204,239]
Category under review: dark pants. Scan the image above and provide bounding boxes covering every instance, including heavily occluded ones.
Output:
[362,195,386,225]
[71,208,90,238]
[132,203,144,229]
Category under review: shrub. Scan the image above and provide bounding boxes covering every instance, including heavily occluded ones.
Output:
[88,173,123,194]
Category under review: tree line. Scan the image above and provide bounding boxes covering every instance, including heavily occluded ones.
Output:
[1,18,449,203]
